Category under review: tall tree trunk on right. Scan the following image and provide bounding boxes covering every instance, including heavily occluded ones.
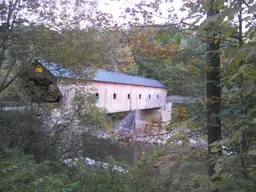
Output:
[206,0,221,176]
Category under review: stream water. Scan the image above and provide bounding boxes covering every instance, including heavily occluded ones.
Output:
[82,136,208,180]
[83,136,157,166]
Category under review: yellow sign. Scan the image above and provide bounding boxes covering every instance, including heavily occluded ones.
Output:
[35,66,43,73]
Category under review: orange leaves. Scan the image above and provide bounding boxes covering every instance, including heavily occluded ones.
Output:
[139,151,146,157]
[187,58,203,77]
[110,33,117,40]
[109,29,180,65]
[204,65,214,73]
[174,106,190,119]
[135,40,179,60]
[171,106,191,124]
[117,141,129,147]
[190,58,203,65]
[220,56,228,65]
[188,65,201,77]
[116,46,135,72]
[133,30,179,61]
[136,32,143,38]
[116,47,134,63]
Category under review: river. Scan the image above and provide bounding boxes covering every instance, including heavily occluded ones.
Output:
[83,136,158,166]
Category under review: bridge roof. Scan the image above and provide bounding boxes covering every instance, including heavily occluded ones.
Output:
[38,60,167,89]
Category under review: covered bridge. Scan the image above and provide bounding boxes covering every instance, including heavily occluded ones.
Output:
[22,60,167,113]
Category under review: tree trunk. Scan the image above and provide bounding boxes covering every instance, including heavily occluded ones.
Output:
[237,0,249,179]
[206,0,221,176]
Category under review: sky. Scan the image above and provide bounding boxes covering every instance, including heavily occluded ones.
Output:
[97,0,187,25]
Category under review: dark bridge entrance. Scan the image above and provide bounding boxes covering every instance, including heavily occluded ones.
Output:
[25,77,61,103]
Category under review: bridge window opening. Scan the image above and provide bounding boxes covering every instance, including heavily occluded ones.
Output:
[157,94,159,99]
[139,94,141,99]
[113,93,116,99]
[128,94,130,99]
[95,93,99,100]
[149,94,151,99]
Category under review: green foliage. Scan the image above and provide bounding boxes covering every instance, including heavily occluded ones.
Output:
[72,89,113,131]
[0,109,60,162]
[0,103,133,192]
[1,0,256,191]
[0,150,133,192]
[0,0,103,94]
[128,31,206,96]
[181,0,256,191]
[0,82,24,101]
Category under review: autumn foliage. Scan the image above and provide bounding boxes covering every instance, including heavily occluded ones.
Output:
[133,31,179,60]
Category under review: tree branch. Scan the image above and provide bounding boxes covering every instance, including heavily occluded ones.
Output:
[0,0,21,70]
[242,0,256,19]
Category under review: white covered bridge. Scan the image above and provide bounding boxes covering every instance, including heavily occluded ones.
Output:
[23,60,167,113]
[86,71,167,113]
[23,60,172,129]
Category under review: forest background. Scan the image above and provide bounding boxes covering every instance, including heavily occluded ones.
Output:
[0,0,255,191]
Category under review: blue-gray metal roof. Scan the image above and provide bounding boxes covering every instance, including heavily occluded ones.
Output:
[38,60,166,89]
[94,70,166,88]
[39,60,78,78]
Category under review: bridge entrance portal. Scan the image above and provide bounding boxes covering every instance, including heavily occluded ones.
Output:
[25,77,61,103]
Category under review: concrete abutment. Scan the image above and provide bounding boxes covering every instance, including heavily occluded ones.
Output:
[134,103,172,133]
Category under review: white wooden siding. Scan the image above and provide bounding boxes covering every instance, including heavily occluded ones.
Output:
[57,81,167,113]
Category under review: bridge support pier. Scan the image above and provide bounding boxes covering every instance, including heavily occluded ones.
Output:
[134,103,172,133]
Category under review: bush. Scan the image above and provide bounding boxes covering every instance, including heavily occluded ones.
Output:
[0,149,135,192]
[0,109,62,162]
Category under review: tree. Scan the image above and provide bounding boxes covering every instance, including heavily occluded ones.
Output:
[0,0,101,95]
[205,0,221,176]
[118,0,256,185]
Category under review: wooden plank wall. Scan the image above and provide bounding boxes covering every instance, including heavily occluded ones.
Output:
[57,81,167,113]
[57,83,77,109]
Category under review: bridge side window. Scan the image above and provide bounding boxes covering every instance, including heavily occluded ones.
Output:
[149,94,151,99]
[113,93,117,100]
[128,94,130,99]
[139,94,141,99]
[157,94,159,99]
[95,93,99,101]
